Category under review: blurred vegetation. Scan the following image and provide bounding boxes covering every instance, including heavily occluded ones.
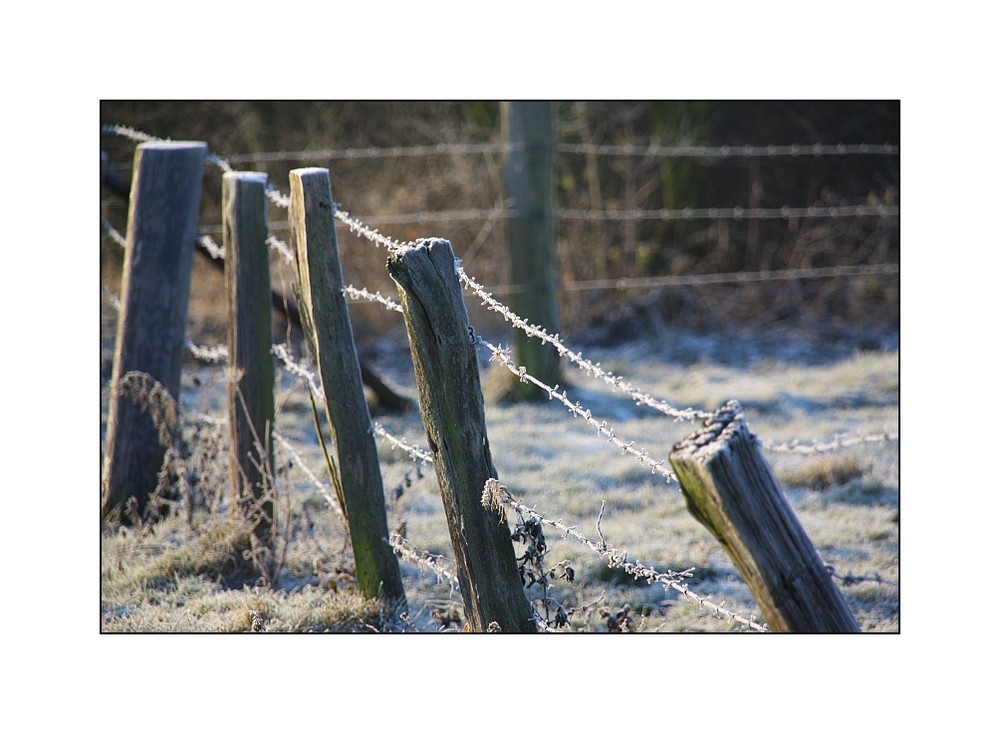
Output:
[101,101,899,346]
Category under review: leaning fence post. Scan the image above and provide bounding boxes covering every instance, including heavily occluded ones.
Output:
[288,167,406,606]
[387,239,536,632]
[102,141,206,522]
[222,172,276,554]
[669,400,860,632]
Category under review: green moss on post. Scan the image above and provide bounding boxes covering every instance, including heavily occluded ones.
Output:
[669,401,860,633]
[388,239,536,633]
[288,167,406,606]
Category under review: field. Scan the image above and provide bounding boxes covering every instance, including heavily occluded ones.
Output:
[100,297,899,633]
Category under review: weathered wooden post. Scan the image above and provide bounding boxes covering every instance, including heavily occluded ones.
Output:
[669,400,860,632]
[387,239,536,632]
[502,101,561,401]
[102,141,206,522]
[222,172,276,552]
[288,167,406,605]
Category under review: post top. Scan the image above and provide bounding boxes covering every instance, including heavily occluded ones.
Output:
[223,171,268,184]
[672,400,751,460]
[289,167,330,176]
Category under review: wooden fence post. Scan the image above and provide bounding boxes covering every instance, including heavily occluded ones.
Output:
[222,172,276,553]
[502,101,561,401]
[102,141,206,522]
[669,400,860,632]
[288,167,406,605]
[387,239,536,632]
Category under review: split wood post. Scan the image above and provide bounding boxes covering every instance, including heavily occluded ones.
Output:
[501,101,561,400]
[669,400,860,632]
[288,167,406,605]
[222,172,276,552]
[102,141,207,522]
[387,239,536,632]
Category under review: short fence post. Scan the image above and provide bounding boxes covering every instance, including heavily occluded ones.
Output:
[102,141,207,522]
[388,239,536,632]
[288,167,406,606]
[222,172,276,555]
[669,400,860,632]
[502,101,561,400]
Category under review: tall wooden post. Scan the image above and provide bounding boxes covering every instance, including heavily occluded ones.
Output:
[669,401,860,632]
[288,167,406,605]
[388,239,536,632]
[502,101,561,401]
[223,172,275,549]
[102,141,206,521]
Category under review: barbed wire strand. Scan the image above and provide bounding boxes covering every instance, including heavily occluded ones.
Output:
[456,262,712,422]
[387,531,461,593]
[111,136,898,166]
[272,429,344,519]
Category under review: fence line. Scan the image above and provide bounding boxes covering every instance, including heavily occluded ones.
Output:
[101,129,898,630]
[103,216,899,456]
[102,133,898,167]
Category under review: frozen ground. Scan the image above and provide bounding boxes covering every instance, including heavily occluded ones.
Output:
[208,321,901,633]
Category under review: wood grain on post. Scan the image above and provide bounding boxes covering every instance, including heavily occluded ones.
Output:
[223,172,275,547]
[387,239,536,632]
[502,101,561,400]
[102,141,207,521]
[669,400,860,632]
[288,167,406,605]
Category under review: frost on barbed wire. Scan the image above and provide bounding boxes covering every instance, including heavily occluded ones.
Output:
[272,429,344,519]
[762,430,899,455]
[481,478,770,633]
[477,332,678,482]
[265,235,294,265]
[455,263,712,423]
[343,285,403,313]
[199,235,225,260]
[186,342,228,364]
[102,219,128,249]
[370,423,433,465]
[388,531,460,594]
[271,343,323,400]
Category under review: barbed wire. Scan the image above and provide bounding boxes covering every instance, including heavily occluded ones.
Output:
[762,430,899,455]
[272,429,344,519]
[370,423,434,465]
[110,135,897,167]
[476,335,679,482]
[557,141,899,159]
[482,478,770,632]
[456,262,712,422]
[559,204,898,222]
[342,285,404,313]
[387,531,461,593]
